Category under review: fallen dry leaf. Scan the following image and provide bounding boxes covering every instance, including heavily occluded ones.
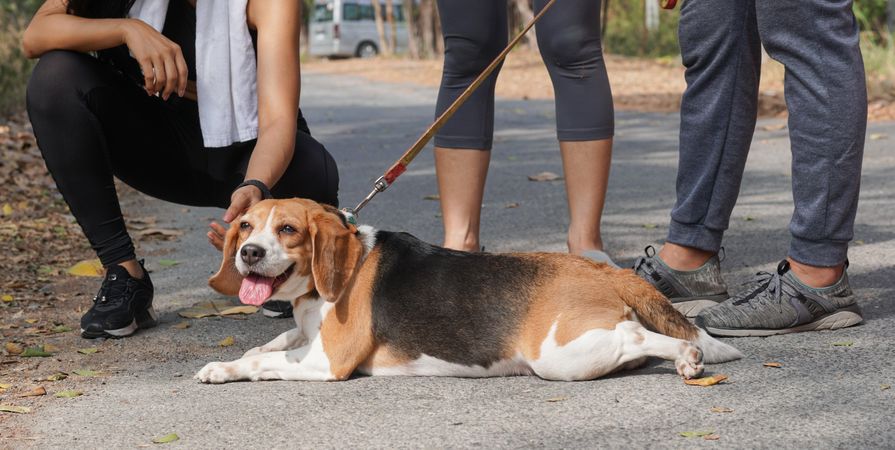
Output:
[5,342,23,355]
[72,369,101,377]
[881,384,891,391]
[19,386,46,397]
[171,321,191,330]
[219,305,259,316]
[423,194,440,201]
[46,372,68,381]
[684,374,728,386]
[54,390,83,398]
[545,396,568,403]
[1,203,13,216]
[1,294,12,303]
[43,343,60,353]
[219,336,235,347]
[832,341,854,347]
[67,259,104,277]
[0,383,10,392]
[152,433,180,444]
[77,347,99,355]
[178,300,258,319]
[20,346,52,357]
[703,434,721,441]
[0,404,31,414]
[136,228,183,240]
[679,430,714,438]
[763,362,783,368]
[51,325,73,333]
[505,202,520,209]
[528,171,563,182]
[24,318,38,324]
[710,407,734,413]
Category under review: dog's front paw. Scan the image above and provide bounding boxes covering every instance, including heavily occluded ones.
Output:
[194,362,237,384]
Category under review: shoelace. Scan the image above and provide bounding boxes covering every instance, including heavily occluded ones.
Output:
[94,274,132,305]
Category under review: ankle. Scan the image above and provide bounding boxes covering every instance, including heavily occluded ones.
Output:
[443,231,480,252]
[658,243,715,271]
[117,260,145,279]
[567,234,604,256]
[787,258,844,288]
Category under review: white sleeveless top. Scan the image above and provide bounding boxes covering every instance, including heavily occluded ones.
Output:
[129,0,259,148]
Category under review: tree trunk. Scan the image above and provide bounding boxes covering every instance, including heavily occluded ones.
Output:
[385,0,398,54]
[419,0,435,58]
[371,0,391,55]
[513,0,538,51]
[403,0,421,59]
[433,3,444,56]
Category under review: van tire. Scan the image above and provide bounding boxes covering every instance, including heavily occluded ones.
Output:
[356,41,379,58]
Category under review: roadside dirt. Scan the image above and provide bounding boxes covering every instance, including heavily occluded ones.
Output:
[304,50,895,121]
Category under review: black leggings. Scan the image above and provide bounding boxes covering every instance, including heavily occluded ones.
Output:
[27,50,339,267]
[434,0,614,150]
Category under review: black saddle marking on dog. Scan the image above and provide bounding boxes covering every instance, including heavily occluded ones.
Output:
[370,231,546,369]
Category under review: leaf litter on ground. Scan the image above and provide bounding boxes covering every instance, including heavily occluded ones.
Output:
[684,374,728,386]
[179,299,258,319]
[19,386,46,397]
[710,407,734,413]
[152,433,180,444]
[219,336,235,347]
[66,259,104,277]
[832,341,854,347]
[679,430,714,438]
[171,321,191,329]
[72,369,101,377]
[0,404,31,414]
[54,390,83,398]
[157,259,180,267]
[20,346,53,357]
[527,171,563,182]
[5,342,23,355]
[46,372,68,381]
[77,347,99,355]
[763,362,783,368]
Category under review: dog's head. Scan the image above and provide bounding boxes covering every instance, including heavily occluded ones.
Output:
[209,199,365,304]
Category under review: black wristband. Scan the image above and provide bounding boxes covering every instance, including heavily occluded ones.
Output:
[236,179,273,200]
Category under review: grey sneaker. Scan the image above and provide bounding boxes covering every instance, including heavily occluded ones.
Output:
[696,260,863,337]
[633,246,729,317]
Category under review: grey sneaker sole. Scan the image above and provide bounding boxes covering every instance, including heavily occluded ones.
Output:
[703,304,864,337]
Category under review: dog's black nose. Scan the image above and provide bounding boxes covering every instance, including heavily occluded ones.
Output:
[240,244,266,266]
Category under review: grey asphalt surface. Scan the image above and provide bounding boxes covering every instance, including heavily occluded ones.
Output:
[7,72,895,449]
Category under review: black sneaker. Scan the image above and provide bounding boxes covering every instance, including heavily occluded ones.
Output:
[633,246,729,317]
[80,261,158,339]
[261,300,293,318]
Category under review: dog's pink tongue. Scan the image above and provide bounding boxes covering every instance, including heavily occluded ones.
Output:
[239,274,274,306]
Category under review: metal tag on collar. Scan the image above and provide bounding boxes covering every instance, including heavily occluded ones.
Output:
[339,208,358,231]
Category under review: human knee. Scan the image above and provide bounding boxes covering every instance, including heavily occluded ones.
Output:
[26,50,91,115]
[443,32,505,78]
[537,27,603,71]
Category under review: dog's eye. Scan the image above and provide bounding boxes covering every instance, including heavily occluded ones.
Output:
[280,225,296,234]
[239,222,251,230]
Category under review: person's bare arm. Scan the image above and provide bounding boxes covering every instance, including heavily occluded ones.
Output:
[23,0,187,99]
[223,0,303,222]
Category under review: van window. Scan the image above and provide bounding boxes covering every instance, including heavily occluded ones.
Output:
[343,2,376,21]
[374,4,404,22]
[313,3,334,22]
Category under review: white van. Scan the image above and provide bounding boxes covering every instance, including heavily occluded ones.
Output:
[309,0,408,58]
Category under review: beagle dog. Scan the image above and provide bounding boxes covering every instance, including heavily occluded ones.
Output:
[195,199,742,383]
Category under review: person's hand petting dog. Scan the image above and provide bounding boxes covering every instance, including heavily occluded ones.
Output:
[208,183,265,252]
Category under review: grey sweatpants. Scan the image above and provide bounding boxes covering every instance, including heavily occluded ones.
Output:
[667,0,867,267]
[434,0,614,150]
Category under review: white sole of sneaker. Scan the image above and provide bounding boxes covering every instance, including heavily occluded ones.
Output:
[704,305,864,337]
[80,319,138,338]
[672,299,722,318]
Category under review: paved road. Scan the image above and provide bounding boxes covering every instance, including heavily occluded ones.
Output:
[8,73,895,448]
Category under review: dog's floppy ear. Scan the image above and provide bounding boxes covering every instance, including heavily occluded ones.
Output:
[309,210,364,302]
[208,223,243,296]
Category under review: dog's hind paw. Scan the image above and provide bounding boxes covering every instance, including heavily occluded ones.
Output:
[195,362,237,384]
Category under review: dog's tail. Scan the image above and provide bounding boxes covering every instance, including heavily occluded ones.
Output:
[613,270,743,363]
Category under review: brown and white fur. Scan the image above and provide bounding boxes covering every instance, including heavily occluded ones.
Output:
[195,199,742,383]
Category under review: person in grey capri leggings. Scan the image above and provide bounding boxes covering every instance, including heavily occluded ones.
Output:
[433,0,617,266]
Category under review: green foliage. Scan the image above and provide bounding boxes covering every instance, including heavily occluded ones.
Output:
[603,1,680,57]
[0,0,39,116]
